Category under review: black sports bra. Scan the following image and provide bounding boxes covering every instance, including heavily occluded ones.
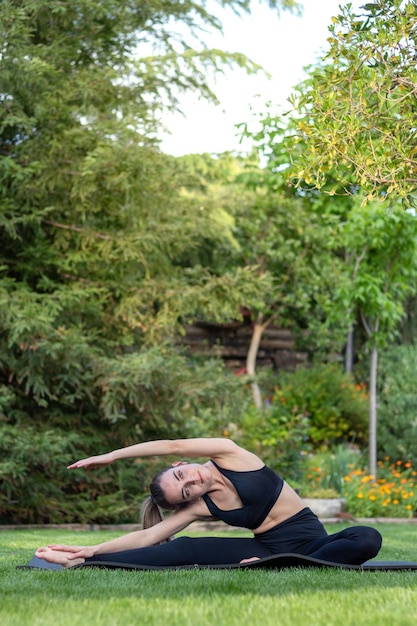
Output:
[202,460,284,530]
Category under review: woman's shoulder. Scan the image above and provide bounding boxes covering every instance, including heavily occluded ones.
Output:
[211,443,264,471]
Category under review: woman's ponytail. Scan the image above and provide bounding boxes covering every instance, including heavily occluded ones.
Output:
[140,467,180,543]
[140,496,165,530]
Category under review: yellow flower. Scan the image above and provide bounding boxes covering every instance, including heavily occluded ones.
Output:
[357,493,364,499]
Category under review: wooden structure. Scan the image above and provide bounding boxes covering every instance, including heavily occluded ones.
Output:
[181,321,308,371]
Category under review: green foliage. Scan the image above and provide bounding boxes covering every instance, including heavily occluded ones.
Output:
[0,0,299,523]
[0,354,252,523]
[0,0,287,421]
[274,363,369,447]
[0,422,96,523]
[376,344,417,467]
[231,193,340,323]
[288,0,417,204]
[235,114,360,366]
[333,204,417,348]
[234,364,369,484]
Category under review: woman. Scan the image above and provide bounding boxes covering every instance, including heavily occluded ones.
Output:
[35,438,382,568]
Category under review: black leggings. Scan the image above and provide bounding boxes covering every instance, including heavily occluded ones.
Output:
[86,508,382,567]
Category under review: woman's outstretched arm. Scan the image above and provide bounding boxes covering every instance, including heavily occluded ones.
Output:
[36,503,202,562]
[67,437,243,470]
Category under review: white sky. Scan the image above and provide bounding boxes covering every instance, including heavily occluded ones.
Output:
[158,0,364,156]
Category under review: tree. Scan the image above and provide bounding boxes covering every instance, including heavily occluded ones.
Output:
[236,110,362,403]
[173,149,349,407]
[227,179,346,407]
[0,0,299,522]
[287,0,417,204]
[243,102,417,472]
[0,0,297,420]
[332,203,417,477]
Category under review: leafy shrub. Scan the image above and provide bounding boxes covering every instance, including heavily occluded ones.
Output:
[236,364,368,484]
[0,422,93,523]
[272,363,368,447]
[0,355,251,523]
[343,459,417,518]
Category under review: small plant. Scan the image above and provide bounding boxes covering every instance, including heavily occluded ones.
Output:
[299,445,363,498]
[343,458,417,518]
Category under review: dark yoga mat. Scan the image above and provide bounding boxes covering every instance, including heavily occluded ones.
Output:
[18,553,417,572]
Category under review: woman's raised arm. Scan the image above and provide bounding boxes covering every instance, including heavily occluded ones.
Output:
[67,437,241,470]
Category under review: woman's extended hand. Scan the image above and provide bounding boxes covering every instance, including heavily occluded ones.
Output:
[45,544,96,560]
[67,452,115,470]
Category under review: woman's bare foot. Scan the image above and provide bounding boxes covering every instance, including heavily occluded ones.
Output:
[35,547,85,568]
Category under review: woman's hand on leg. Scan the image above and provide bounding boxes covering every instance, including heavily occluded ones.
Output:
[239,556,261,564]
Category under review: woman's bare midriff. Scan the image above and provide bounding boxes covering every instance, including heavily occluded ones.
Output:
[253,481,307,535]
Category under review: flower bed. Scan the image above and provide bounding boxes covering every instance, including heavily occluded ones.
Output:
[343,458,417,518]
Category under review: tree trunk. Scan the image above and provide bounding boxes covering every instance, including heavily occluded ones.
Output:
[345,327,354,373]
[368,345,378,479]
[246,313,270,409]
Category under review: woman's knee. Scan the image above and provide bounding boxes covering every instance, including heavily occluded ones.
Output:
[356,526,382,557]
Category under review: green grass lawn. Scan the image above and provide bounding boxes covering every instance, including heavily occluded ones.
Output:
[1,524,417,626]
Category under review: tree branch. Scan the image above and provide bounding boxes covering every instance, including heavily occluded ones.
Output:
[42,219,112,240]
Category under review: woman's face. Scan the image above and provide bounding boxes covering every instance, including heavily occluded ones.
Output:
[158,463,212,506]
